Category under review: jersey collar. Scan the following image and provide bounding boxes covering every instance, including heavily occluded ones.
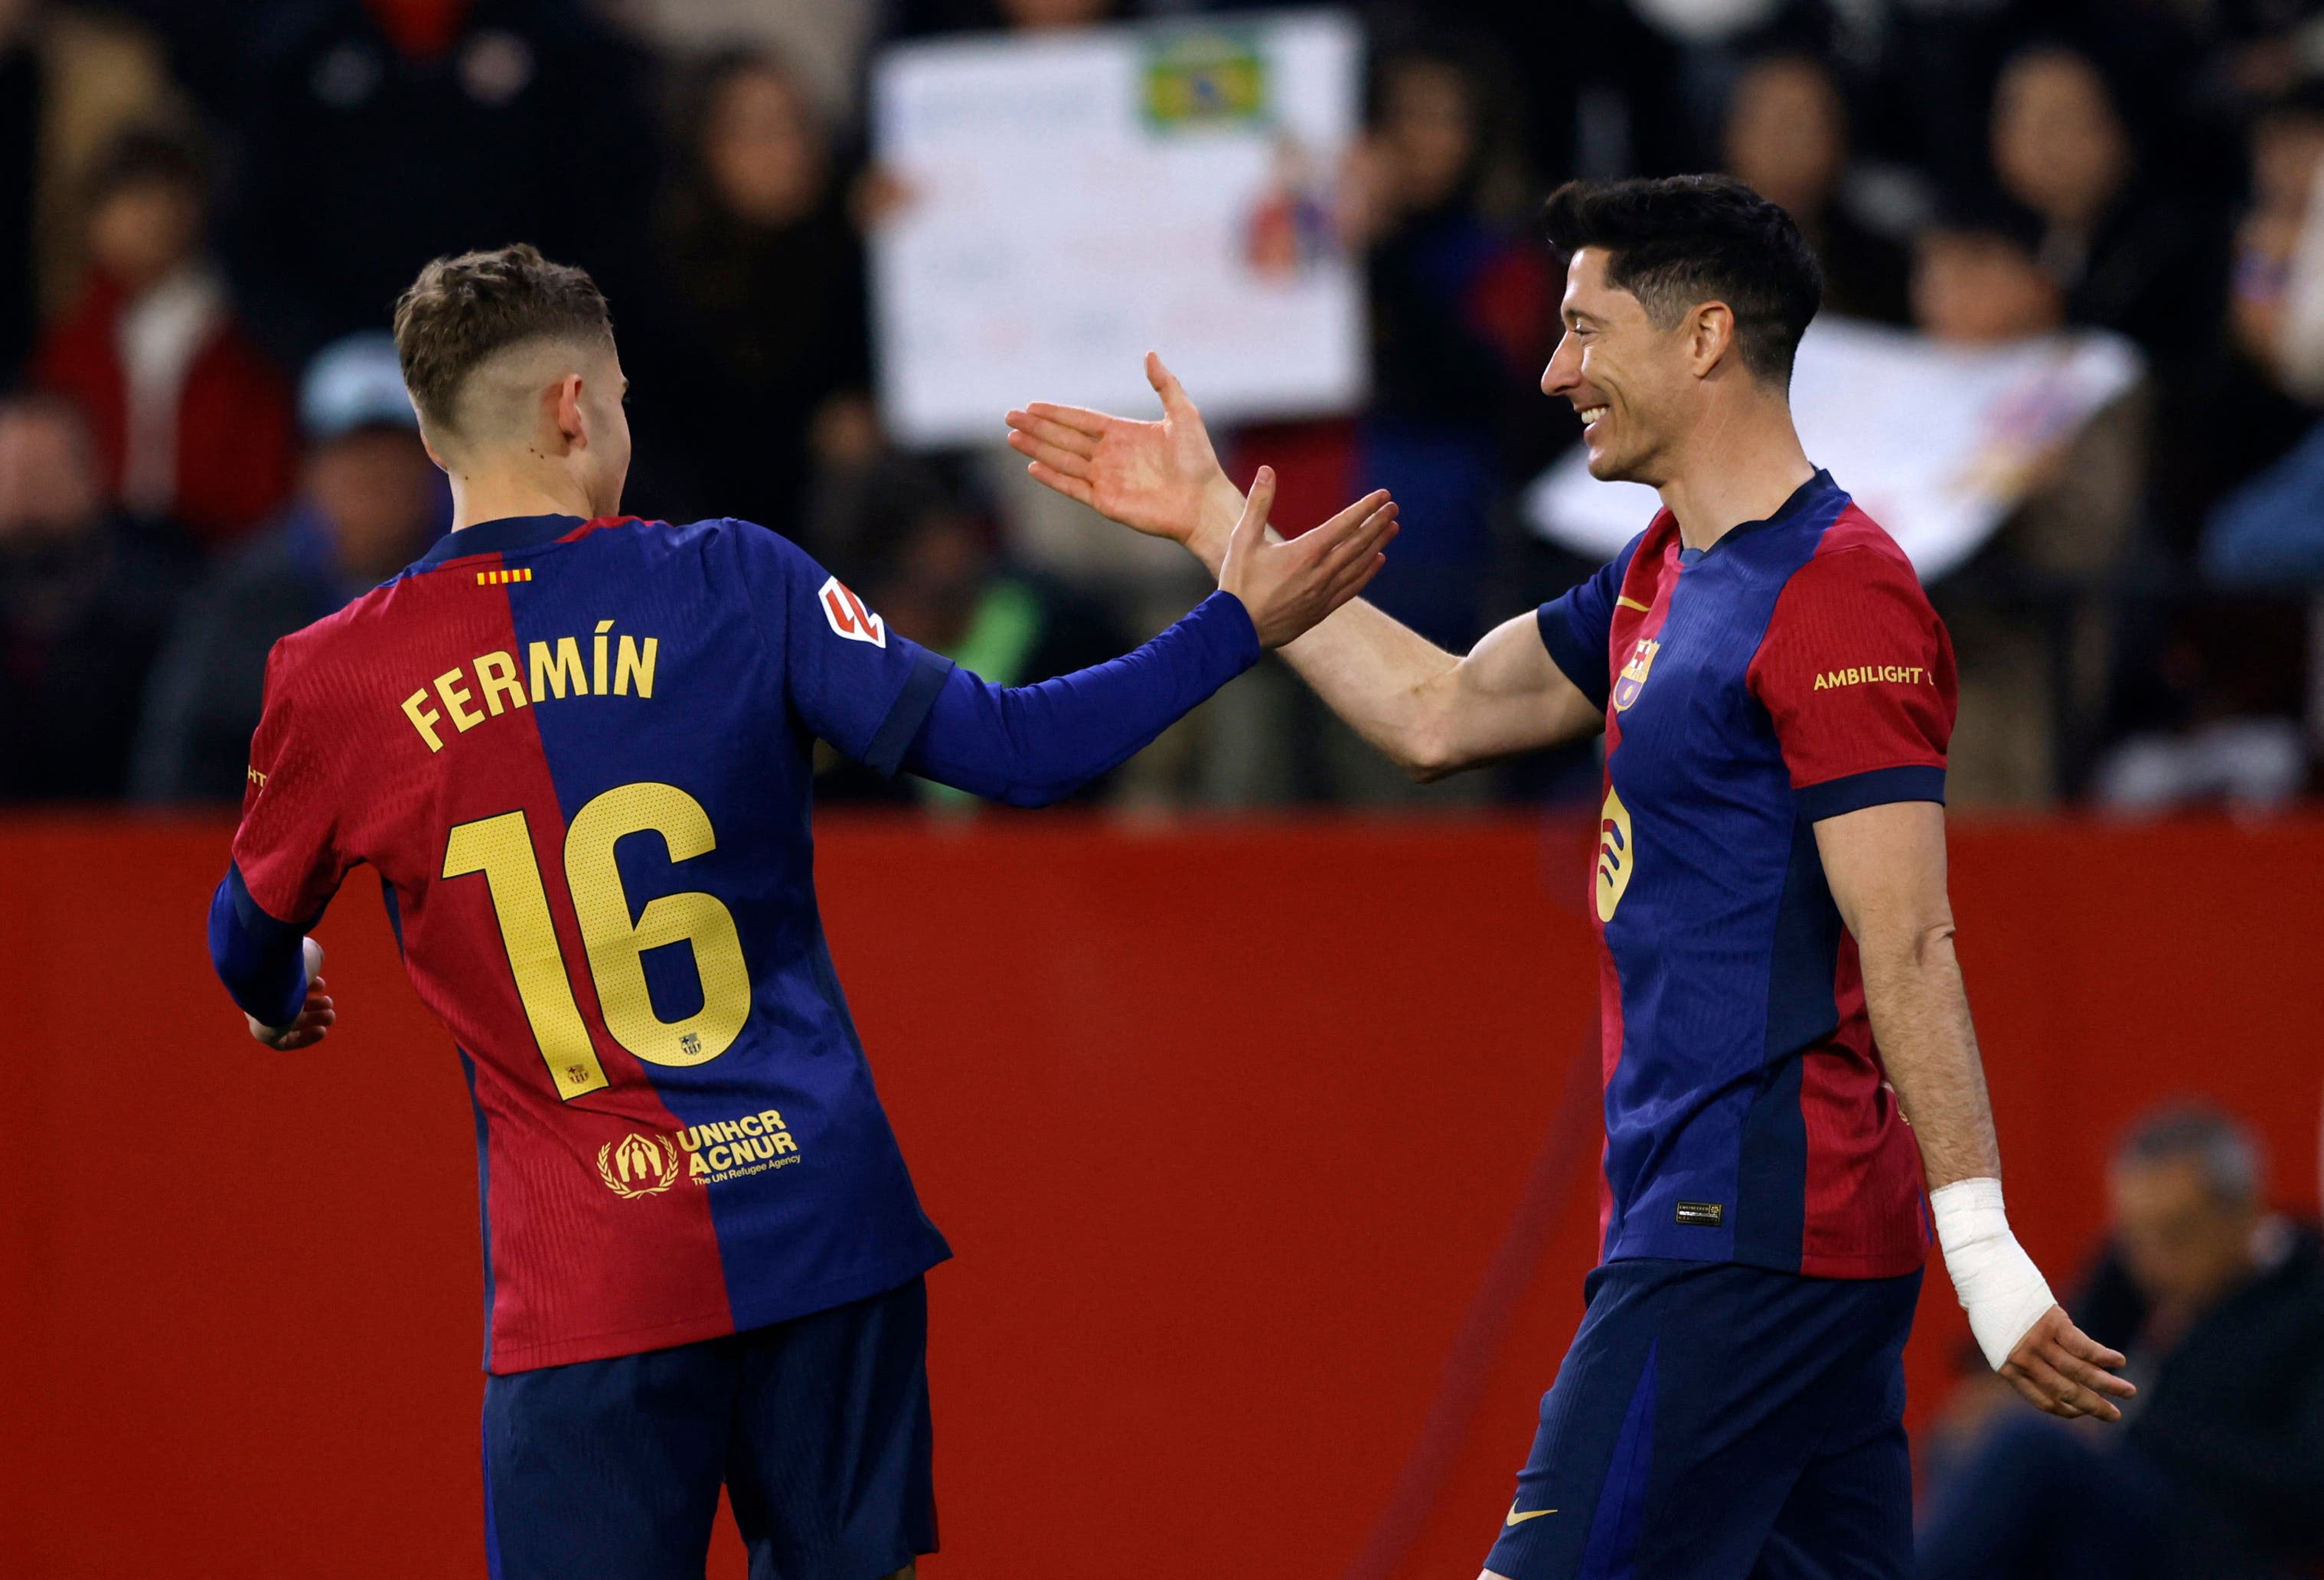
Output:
[1683,468,1840,563]
[411,513,587,570]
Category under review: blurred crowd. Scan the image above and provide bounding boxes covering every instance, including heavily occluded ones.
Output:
[7,0,2324,809]
[1918,1104,2324,1580]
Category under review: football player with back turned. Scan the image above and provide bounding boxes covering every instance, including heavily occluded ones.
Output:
[207,243,1398,1579]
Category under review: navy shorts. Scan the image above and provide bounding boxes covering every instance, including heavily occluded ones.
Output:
[1484,1258,1921,1580]
[482,1276,936,1580]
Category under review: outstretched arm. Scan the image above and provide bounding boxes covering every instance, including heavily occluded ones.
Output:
[1006,355,1603,778]
[1818,801,2134,1422]
[904,469,1397,805]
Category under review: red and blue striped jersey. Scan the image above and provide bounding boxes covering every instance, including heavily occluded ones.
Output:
[1536,471,1953,1279]
[230,512,955,1372]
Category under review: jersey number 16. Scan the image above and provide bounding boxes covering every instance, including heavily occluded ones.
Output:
[442,782,751,1100]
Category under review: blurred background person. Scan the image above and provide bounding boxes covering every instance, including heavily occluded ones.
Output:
[33,125,295,552]
[225,0,655,366]
[1918,1105,2324,1580]
[1720,50,1911,325]
[625,48,874,536]
[0,392,186,801]
[128,332,444,805]
[1225,38,1553,805]
[0,0,181,384]
[1989,41,2220,377]
[1908,193,2147,803]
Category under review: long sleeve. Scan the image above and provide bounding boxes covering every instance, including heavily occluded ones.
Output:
[208,861,308,1027]
[900,591,1262,807]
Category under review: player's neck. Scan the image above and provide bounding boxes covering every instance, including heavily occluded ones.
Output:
[447,468,602,533]
[1655,403,1816,553]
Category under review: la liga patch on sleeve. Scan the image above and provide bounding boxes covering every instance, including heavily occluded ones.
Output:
[818,576,886,648]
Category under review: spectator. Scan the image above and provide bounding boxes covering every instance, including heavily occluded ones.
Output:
[1909,194,2148,803]
[1213,41,1554,806]
[0,0,183,382]
[1910,195,2065,347]
[1989,43,2221,374]
[0,393,186,801]
[227,0,654,365]
[1238,43,1552,653]
[129,332,444,805]
[625,49,873,536]
[1918,1105,2324,1580]
[34,126,296,550]
[1721,51,1911,325]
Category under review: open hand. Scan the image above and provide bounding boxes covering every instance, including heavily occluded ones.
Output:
[247,937,335,1051]
[2001,1304,2136,1422]
[1219,467,1397,648]
[1005,352,1240,563]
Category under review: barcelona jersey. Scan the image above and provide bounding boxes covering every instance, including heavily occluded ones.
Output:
[1536,471,1954,1279]
[228,512,955,1372]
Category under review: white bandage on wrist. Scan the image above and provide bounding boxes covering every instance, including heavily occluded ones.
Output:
[1931,1177,2056,1372]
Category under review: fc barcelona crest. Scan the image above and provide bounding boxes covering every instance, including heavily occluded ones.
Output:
[1612,638,1660,711]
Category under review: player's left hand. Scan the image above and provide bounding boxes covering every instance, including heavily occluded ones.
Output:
[247,938,336,1050]
[1999,1304,2136,1422]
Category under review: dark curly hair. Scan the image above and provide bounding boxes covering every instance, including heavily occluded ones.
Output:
[1542,175,1823,386]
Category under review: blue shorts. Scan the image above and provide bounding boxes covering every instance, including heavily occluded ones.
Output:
[1484,1258,1921,1580]
[482,1276,936,1580]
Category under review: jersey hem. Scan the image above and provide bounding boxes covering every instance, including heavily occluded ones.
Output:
[483,1245,951,1375]
[1602,1239,1926,1281]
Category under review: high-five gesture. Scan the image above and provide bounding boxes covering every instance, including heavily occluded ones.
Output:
[1006,352,1245,571]
[1219,467,1398,648]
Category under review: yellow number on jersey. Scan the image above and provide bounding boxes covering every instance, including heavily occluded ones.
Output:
[442,783,751,1100]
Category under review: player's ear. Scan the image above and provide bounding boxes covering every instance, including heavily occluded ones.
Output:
[552,372,588,449]
[1689,302,1736,379]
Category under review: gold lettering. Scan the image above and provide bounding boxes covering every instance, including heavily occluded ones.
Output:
[707,1144,731,1170]
[530,638,587,700]
[614,635,658,698]
[402,689,446,752]
[435,668,484,733]
[772,1131,797,1154]
[738,1114,764,1138]
[757,1108,784,1133]
[475,650,528,716]
[688,1151,709,1177]
[593,619,614,695]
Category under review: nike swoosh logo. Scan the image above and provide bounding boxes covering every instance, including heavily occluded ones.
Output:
[1615,596,1651,612]
[1505,1504,1559,1526]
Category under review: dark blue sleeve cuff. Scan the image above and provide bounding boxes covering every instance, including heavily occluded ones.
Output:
[863,644,957,778]
[1797,764,1947,822]
[1536,598,1608,712]
[209,863,310,1027]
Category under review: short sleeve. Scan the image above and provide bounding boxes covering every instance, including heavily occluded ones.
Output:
[726,521,953,775]
[1535,534,1643,712]
[229,640,352,926]
[1748,545,1957,821]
